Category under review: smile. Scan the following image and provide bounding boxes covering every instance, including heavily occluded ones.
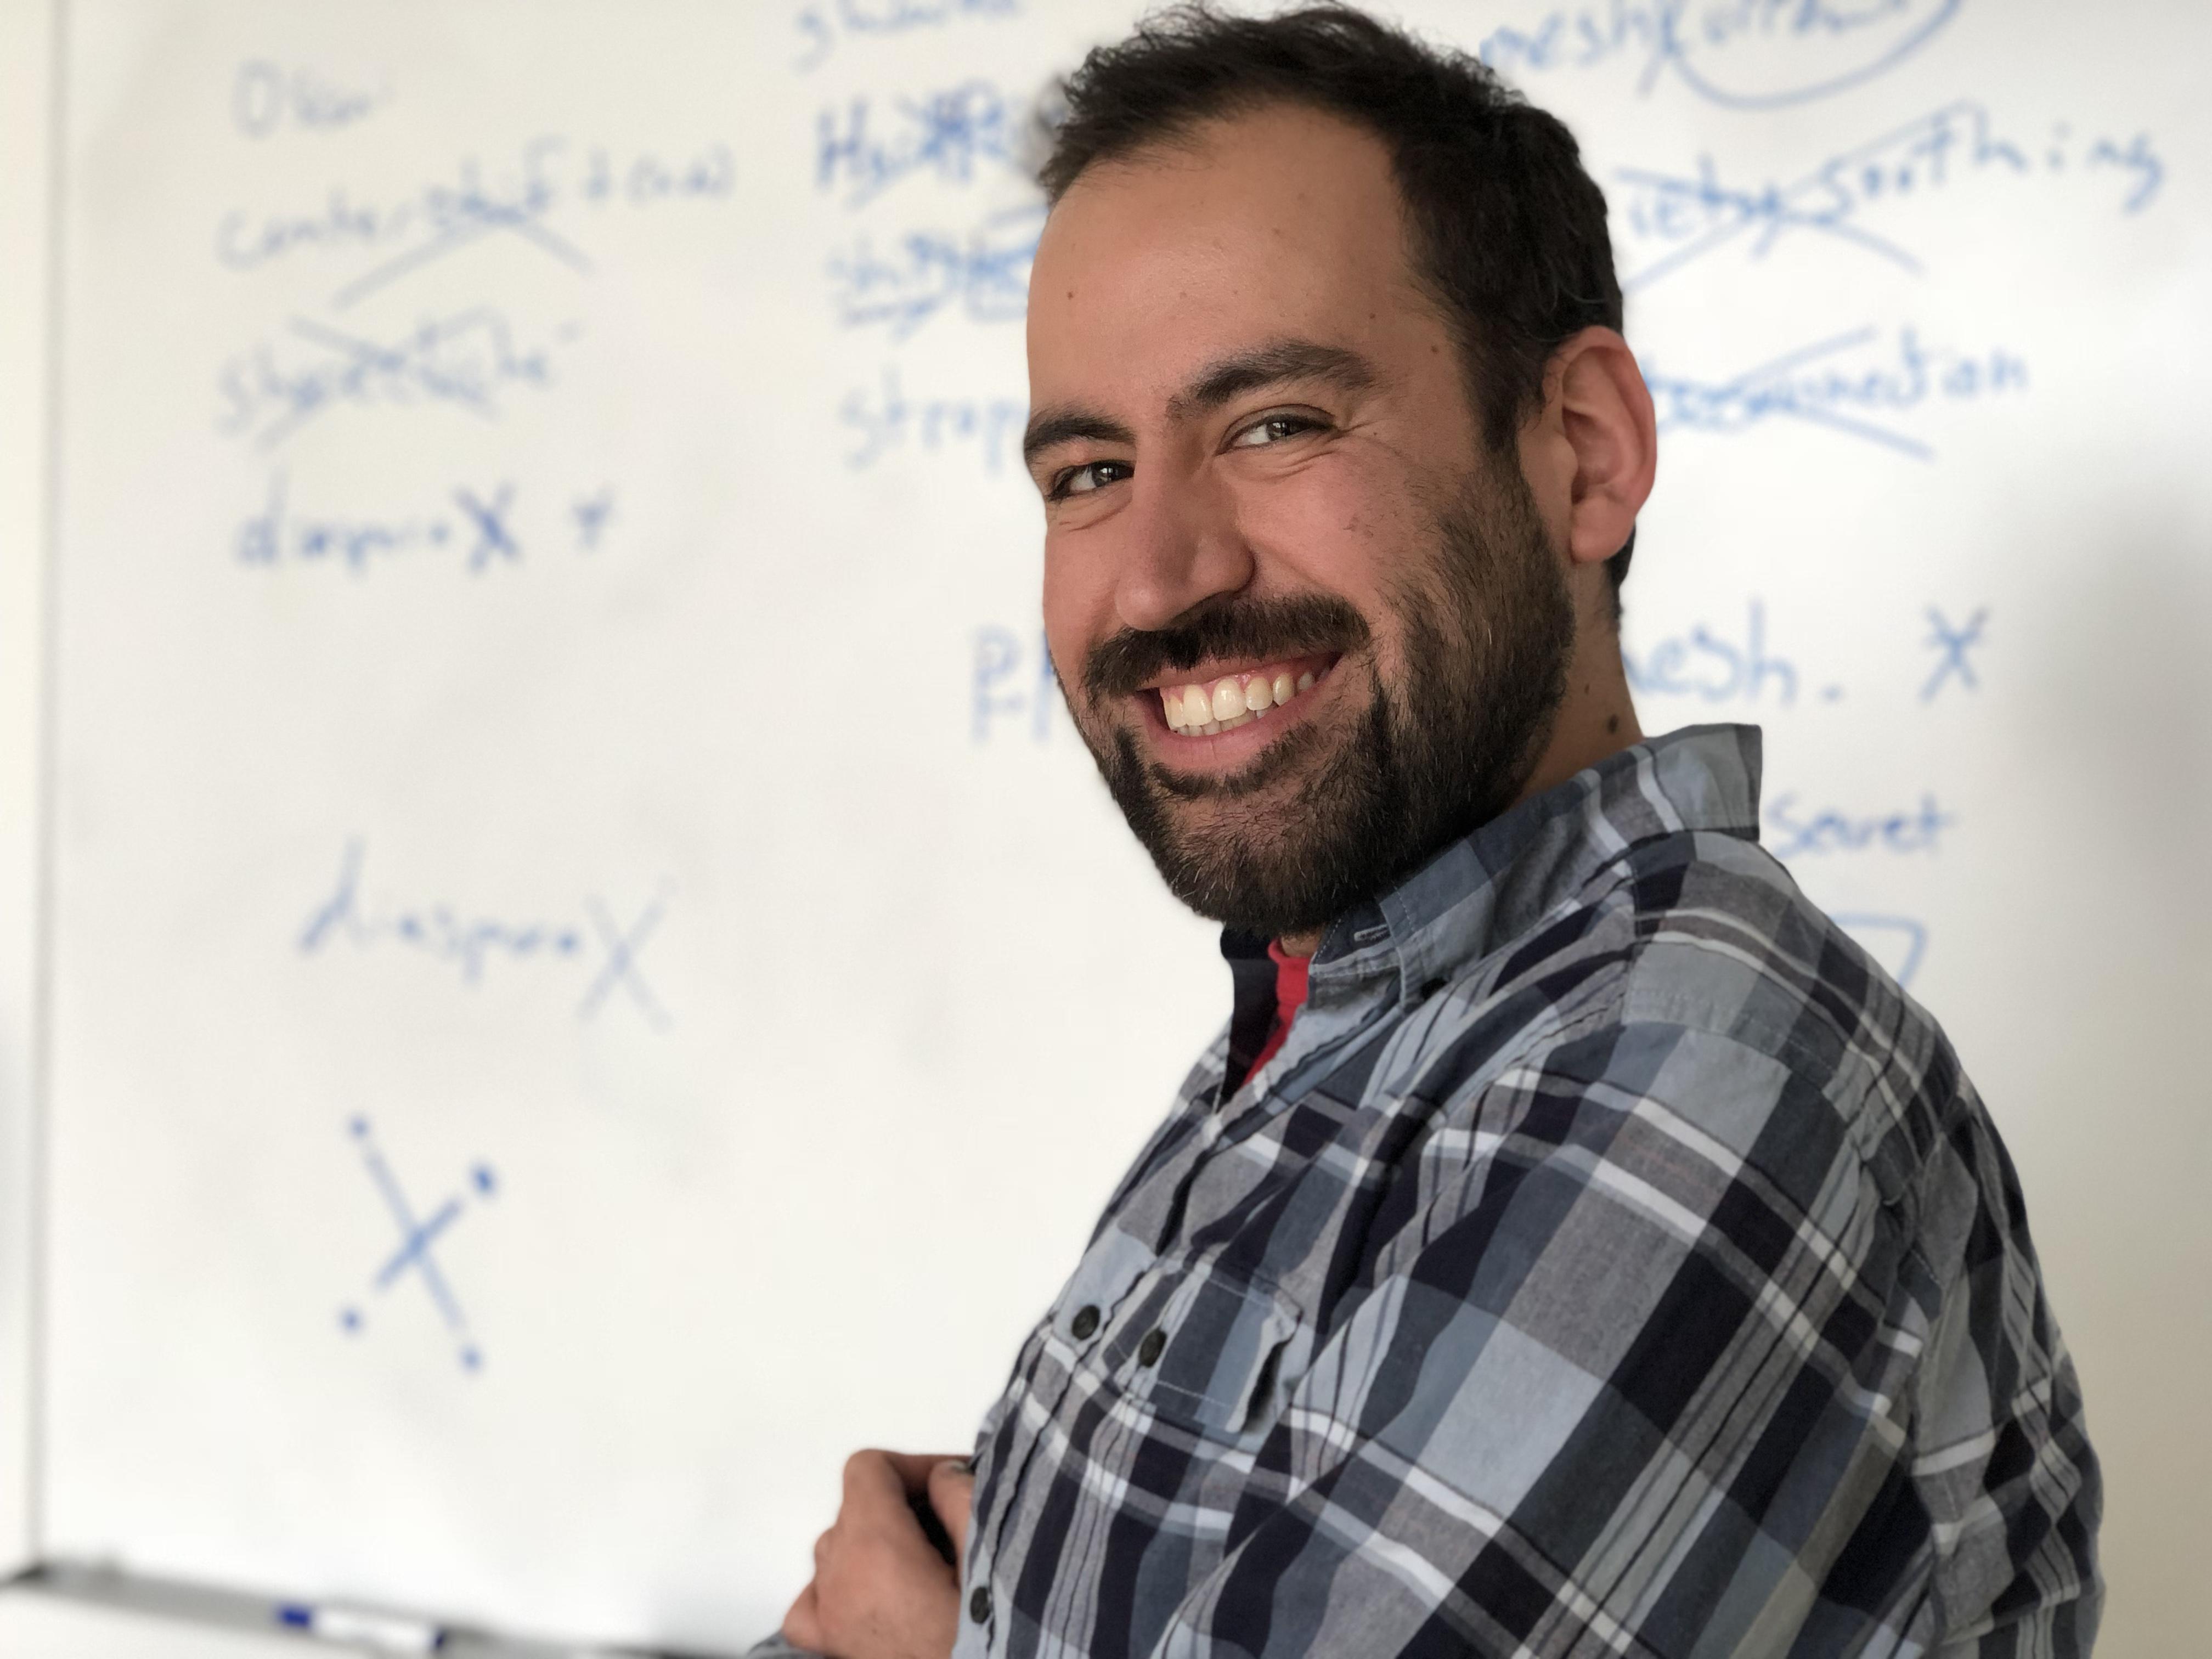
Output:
[1148,653,1338,737]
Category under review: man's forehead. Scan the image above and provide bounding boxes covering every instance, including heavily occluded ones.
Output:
[1035,105,1404,284]
[1027,105,1424,409]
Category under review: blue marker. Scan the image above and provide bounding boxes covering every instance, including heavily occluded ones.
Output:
[274,1601,445,1651]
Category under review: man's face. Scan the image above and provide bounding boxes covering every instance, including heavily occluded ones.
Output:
[1026,104,1576,940]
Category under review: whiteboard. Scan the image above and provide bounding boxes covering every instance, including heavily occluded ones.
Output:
[12,1,2209,1653]
[0,0,59,1586]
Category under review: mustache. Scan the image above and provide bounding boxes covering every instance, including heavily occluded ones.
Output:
[1082,595,1370,700]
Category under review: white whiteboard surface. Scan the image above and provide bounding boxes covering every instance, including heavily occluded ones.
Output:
[10,1,2210,1654]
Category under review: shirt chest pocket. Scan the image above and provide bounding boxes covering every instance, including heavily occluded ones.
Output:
[1116,1263,1303,1448]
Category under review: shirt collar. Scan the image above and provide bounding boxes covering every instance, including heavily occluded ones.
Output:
[1244,724,1764,1008]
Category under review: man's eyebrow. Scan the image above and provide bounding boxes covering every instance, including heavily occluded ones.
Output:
[1167,339,1380,420]
[1022,407,1136,469]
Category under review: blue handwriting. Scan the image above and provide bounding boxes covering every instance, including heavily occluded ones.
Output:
[234,59,391,137]
[216,135,735,308]
[300,840,672,1029]
[841,368,1026,473]
[1480,0,1959,110]
[572,486,617,550]
[1623,599,1818,706]
[973,627,1058,742]
[216,306,578,450]
[816,82,1026,207]
[1616,102,2164,291]
[828,204,1042,338]
[337,1115,496,1373]
[793,0,1020,72]
[1921,605,1987,700]
[234,472,612,574]
[1646,325,2024,460]
[1767,791,1955,858]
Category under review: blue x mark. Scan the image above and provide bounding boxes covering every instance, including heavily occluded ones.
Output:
[1920,605,1989,702]
[455,483,521,572]
[579,891,673,1031]
[340,1116,497,1372]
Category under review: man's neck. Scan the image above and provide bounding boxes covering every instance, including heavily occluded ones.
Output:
[1515,650,1643,809]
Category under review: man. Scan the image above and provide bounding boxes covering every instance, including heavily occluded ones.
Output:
[769,8,2101,1656]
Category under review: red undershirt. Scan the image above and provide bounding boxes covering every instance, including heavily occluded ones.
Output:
[1247,940,1312,1079]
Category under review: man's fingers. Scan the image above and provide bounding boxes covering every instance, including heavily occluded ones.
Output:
[812,1526,832,1568]
[781,1579,822,1652]
[881,1448,972,1494]
[842,1448,911,1510]
[843,1449,966,1567]
[847,1447,960,1503]
[928,1459,977,1577]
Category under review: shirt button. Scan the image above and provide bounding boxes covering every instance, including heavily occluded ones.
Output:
[1070,1305,1100,1339]
[969,1585,993,1624]
[1137,1327,1166,1366]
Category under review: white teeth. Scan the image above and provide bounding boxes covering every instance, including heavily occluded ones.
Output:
[1158,663,1325,736]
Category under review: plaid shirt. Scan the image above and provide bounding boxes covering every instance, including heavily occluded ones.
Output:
[769,724,2101,1658]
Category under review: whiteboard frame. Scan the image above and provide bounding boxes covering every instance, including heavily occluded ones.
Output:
[0,0,62,1578]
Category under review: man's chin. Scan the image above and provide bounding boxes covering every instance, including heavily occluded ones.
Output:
[1142,786,1300,850]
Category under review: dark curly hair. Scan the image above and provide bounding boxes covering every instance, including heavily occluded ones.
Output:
[1037,3,1635,599]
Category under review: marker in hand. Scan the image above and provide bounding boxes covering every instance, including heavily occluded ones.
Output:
[910,1490,956,1564]
[910,1454,973,1565]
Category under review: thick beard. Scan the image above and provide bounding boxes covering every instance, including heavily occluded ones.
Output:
[1071,465,1577,940]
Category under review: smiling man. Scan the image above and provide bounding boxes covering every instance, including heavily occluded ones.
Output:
[767,8,2100,1657]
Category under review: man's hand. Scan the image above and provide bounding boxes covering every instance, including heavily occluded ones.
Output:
[782,1450,976,1659]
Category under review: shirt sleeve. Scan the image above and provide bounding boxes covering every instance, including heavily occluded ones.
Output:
[1143,1019,2092,1658]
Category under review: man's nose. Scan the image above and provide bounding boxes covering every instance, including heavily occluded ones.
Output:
[1113,470,1255,634]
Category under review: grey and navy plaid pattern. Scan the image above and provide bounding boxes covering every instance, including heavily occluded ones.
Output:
[769,724,2101,1658]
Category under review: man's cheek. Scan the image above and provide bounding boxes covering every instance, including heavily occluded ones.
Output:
[1237,471,1399,575]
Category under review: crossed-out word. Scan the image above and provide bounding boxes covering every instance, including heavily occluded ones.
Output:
[827,204,1043,340]
[338,1115,497,1373]
[215,306,577,450]
[216,134,735,309]
[815,82,1024,206]
[1615,101,2163,293]
[1477,0,1959,111]
[1644,325,2026,460]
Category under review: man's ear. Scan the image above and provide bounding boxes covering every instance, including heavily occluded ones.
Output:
[1539,326,1657,572]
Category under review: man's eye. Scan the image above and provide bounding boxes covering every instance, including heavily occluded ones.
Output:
[1228,414,1320,449]
[1051,460,1132,499]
